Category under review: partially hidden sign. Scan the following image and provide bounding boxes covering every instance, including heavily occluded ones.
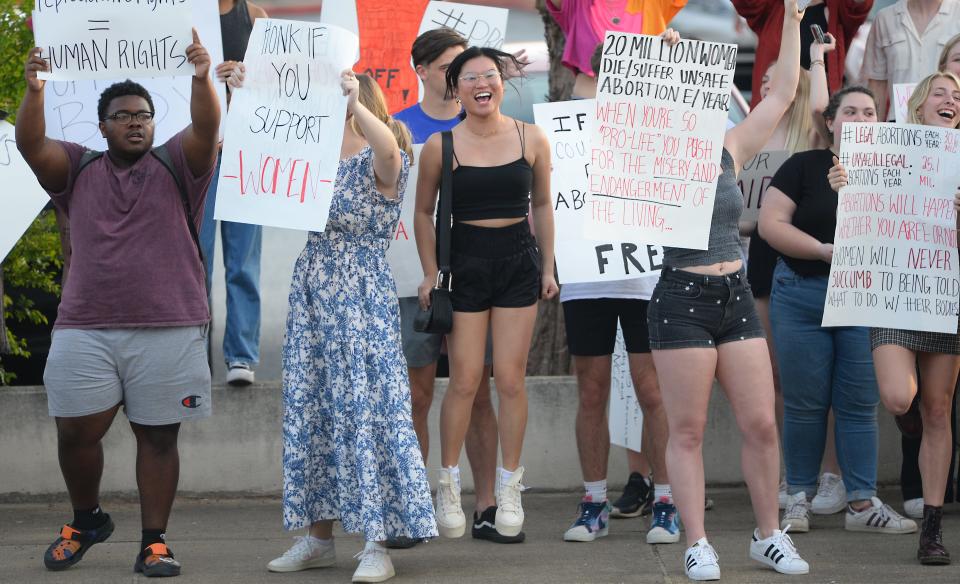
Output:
[823,123,960,333]
[32,0,194,81]
[417,1,508,50]
[738,150,790,224]
[214,20,359,232]
[586,33,737,249]
[534,99,662,284]
[0,120,50,263]
[386,144,424,298]
[892,83,917,124]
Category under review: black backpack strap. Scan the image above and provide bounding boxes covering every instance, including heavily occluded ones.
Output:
[436,131,454,287]
[150,145,205,267]
[78,150,104,174]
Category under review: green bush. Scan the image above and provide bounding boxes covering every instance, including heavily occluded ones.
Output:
[1,1,62,384]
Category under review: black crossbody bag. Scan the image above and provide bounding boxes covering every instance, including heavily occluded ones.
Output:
[413,131,454,334]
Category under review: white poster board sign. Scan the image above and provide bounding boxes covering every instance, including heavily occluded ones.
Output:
[418,1,508,49]
[534,99,662,283]
[42,0,226,149]
[609,325,643,451]
[0,121,50,263]
[32,1,194,81]
[387,145,424,297]
[738,150,791,224]
[823,123,960,333]
[892,83,917,124]
[215,20,359,232]
[586,34,737,249]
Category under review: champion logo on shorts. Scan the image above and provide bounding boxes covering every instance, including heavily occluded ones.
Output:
[181,395,203,408]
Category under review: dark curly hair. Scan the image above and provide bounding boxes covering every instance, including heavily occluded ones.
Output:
[97,80,155,121]
[822,85,875,140]
[444,46,523,119]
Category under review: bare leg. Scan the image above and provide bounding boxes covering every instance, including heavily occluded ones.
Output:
[917,353,960,506]
[308,521,334,540]
[572,355,613,482]
[489,305,538,470]
[409,362,438,461]
[129,422,181,532]
[55,405,121,510]
[627,445,651,476]
[440,312,490,468]
[628,353,669,484]
[466,368,499,512]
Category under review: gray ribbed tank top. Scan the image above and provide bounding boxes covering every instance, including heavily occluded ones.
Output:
[663,148,743,268]
[221,0,253,63]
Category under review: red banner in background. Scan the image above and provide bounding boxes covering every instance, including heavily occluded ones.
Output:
[354,0,430,114]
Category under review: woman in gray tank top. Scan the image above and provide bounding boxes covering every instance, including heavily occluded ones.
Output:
[645,1,811,580]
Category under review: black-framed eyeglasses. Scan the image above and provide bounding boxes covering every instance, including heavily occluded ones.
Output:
[104,111,154,125]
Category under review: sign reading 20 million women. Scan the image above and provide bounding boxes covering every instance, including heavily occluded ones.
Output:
[586,33,737,249]
[823,124,960,333]
[215,20,359,232]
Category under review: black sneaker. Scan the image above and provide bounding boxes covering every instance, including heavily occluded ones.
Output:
[611,473,653,518]
[472,506,525,544]
[384,536,419,549]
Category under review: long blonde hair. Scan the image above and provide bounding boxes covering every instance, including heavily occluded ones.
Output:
[350,74,414,161]
[906,71,960,127]
[783,69,813,154]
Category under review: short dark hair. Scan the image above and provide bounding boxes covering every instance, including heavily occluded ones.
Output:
[97,80,154,121]
[411,28,468,68]
[822,85,876,139]
[444,46,522,100]
[590,43,604,77]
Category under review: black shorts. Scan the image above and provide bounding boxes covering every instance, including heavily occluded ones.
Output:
[450,221,541,313]
[563,298,652,356]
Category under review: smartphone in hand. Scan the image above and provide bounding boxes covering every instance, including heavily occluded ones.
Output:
[810,23,825,44]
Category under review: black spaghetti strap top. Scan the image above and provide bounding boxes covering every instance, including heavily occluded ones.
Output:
[450,120,533,221]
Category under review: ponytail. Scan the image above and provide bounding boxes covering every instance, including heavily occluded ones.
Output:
[387,116,414,163]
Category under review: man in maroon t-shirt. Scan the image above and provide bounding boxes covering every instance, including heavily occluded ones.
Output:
[15,30,220,578]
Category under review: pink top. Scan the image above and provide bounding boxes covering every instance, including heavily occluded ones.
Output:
[47,131,215,329]
[546,0,644,76]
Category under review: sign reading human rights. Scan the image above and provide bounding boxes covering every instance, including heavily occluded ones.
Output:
[215,20,359,232]
[586,33,737,249]
[823,123,960,333]
[32,0,194,81]
[534,99,662,283]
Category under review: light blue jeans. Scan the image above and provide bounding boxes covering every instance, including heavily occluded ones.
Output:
[199,154,262,366]
[770,260,879,502]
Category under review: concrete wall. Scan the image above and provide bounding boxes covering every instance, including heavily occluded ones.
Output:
[0,378,905,499]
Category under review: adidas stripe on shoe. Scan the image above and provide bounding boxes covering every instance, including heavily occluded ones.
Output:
[750,526,809,575]
[845,497,917,534]
[683,537,720,581]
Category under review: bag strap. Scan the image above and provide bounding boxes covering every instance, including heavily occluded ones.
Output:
[436,131,454,288]
[78,149,104,173]
[149,145,205,267]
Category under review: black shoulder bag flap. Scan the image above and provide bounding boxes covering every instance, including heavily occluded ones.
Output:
[413,131,454,334]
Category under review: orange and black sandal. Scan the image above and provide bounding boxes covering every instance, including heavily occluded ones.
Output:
[134,542,181,578]
[43,515,115,571]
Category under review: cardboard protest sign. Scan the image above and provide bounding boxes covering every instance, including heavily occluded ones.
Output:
[737,150,790,224]
[32,0,194,81]
[0,121,50,263]
[214,20,359,232]
[892,83,917,124]
[322,0,429,114]
[609,325,643,451]
[418,1,508,50]
[42,0,226,149]
[386,145,424,297]
[534,99,662,283]
[586,34,737,249]
[823,123,960,333]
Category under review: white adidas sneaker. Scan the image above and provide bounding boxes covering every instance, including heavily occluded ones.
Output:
[750,527,809,575]
[845,497,917,534]
[684,537,721,581]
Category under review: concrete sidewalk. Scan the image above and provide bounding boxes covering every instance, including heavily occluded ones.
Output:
[1,489,959,584]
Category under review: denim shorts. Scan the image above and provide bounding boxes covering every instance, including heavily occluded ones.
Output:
[450,221,541,313]
[647,266,765,350]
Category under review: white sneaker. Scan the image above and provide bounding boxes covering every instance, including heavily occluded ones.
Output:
[495,466,525,537]
[750,527,809,575]
[845,497,918,534]
[352,543,394,583]
[778,480,788,510]
[684,537,721,581]
[781,491,810,533]
[811,472,846,515]
[267,535,335,572]
[435,468,465,538]
[226,362,255,386]
[904,497,924,519]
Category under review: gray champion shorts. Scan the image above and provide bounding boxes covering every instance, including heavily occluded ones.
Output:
[398,297,493,369]
[43,325,212,425]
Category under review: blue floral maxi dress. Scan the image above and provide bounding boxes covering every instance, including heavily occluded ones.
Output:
[282,147,438,542]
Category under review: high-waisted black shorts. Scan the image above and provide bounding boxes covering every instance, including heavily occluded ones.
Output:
[450,221,541,313]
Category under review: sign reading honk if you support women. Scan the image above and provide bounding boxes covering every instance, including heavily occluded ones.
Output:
[823,123,960,333]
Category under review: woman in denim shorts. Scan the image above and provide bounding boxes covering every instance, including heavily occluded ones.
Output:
[646,2,809,580]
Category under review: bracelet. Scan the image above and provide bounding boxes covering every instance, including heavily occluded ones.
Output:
[810,59,825,68]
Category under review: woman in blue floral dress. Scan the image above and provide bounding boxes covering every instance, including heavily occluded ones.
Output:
[265,71,437,583]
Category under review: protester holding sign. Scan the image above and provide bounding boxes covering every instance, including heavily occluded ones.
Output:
[415,46,557,542]
[16,32,220,577]
[645,1,810,579]
[760,86,918,537]
[270,71,436,582]
[828,71,960,566]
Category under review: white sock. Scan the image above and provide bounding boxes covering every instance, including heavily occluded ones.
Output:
[444,466,461,489]
[498,467,514,491]
[654,483,673,504]
[583,479,608,502]
[307,535,333,547]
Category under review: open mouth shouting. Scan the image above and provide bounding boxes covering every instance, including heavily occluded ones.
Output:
[937,107,957,122]
[474,91,493,104]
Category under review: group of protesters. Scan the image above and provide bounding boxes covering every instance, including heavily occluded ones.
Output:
[10,0,960,582]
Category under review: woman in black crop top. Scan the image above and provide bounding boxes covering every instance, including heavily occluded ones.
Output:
[414,46,557,542]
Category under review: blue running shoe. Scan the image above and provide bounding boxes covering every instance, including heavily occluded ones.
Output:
[647,499,681,544]
[563,499,610,542]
